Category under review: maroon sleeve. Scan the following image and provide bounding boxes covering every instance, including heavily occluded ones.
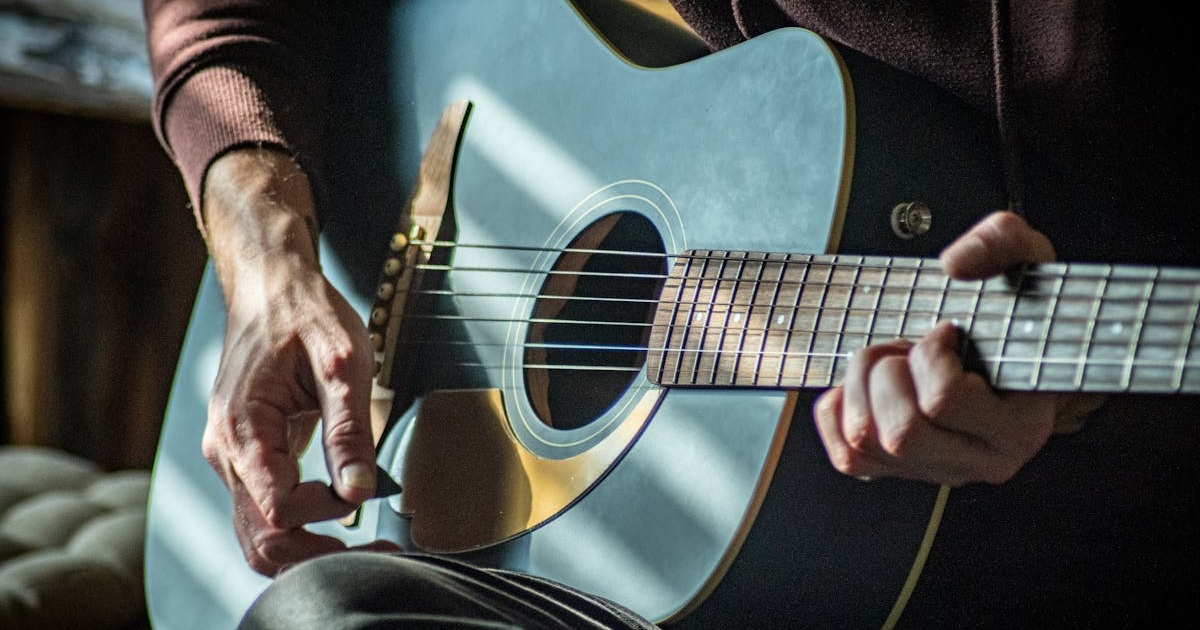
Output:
[143,0,343,232]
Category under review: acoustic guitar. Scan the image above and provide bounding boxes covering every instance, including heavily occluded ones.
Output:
[144,1,1200,628]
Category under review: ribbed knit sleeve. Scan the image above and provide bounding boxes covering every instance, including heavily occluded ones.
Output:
[143,0,343,234]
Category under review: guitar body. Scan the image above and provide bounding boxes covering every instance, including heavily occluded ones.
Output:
[145,1,1006,628]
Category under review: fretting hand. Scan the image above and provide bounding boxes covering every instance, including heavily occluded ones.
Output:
[813,211,1105,486]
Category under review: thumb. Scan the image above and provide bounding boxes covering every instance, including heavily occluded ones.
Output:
[312,335,378,505]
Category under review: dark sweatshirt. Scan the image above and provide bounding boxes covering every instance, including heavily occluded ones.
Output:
[144,1,1200,627]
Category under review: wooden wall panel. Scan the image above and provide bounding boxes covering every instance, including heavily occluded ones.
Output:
[2,108,205,469]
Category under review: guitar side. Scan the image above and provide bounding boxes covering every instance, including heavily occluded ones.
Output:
[145,1,1007,628]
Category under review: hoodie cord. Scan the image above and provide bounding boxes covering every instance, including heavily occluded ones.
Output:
[990,0,1025,217]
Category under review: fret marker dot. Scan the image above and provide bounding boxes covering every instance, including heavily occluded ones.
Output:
[1022,320,1035,333]
[694,313,704,322]
[733,313,742,324]
[1111,322,1124,335]
[776,315,785,325]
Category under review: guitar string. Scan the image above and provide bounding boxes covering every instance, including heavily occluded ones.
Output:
[411,261,1200,299]
[379,243,1199,374]
[411,239,1200,283]
[401,339,1200,372]
[407,262,1200,310]
[405,287,1200,334]
[400,310,1197,355]
[396,274,1200,351]
[393,313,1200,379]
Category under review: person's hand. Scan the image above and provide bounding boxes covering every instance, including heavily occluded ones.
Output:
[813,211,1105,486]
[200,147,390,575]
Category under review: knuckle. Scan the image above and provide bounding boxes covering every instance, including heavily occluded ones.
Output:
[853,343,892,366]
[875,412,920,457]
[826,446,862,476]
[321,347,357,380]
[985,209,1025,236]
[200,425,230,471]
[258,496,287,528]
[920,387,954,420]
[248,541,285,576]
[909,335,941,366]
[318,336,371,381]
[844,419,875,451]
[324,416,370,447]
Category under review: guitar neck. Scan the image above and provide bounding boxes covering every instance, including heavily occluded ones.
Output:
[647,250,1200,394]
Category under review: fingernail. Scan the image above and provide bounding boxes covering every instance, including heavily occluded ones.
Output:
[340,462,375,491]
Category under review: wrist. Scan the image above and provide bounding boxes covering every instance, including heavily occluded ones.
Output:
[201,147,322,302]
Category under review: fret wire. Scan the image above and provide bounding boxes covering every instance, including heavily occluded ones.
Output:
[655,271,684,383]
[671,253,706,385]
[756,252,784,387]
[661,257,688,384]
[1120,267,1157,391]
[742,252,769,386]
[1173,283,1200,391]
[768,253,796,386]
[803,256,827,386]
[896,260,919,345]
[730,251,752,385]
[694,252,722,385]
[1073,264,1110,389]
[714,252,745,385]
[697,254,722,385]
[962,278,983,348]
[865,258,889,347]
[996,268,1022,385]
[828,255,863,387]
[781,253,806,387]
[1030,268,1065,389]
[933,263,951,336]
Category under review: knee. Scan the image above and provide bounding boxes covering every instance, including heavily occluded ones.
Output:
[242,552,406,629]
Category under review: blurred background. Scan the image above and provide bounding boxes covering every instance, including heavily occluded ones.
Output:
[1,0,206,472]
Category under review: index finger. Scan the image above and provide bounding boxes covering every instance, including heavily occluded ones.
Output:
[939,211,1056,279]
[228,471,350,576]
[234,431,360,529]
[303,318,379,505]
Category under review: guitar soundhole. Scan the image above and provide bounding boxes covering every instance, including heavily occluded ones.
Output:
[524,212,665,431]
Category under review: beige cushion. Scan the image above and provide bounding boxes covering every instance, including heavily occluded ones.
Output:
[0,446,149,630]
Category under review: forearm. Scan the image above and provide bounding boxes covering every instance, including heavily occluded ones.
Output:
[143,0,341,236]
[203,147,321,307]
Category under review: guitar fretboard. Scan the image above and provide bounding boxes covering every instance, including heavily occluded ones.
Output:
[646,250,1200,394]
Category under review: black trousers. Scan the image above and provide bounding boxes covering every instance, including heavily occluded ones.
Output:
[239,551,659,629]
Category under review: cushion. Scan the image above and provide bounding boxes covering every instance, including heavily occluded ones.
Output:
[0,446,150,630]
